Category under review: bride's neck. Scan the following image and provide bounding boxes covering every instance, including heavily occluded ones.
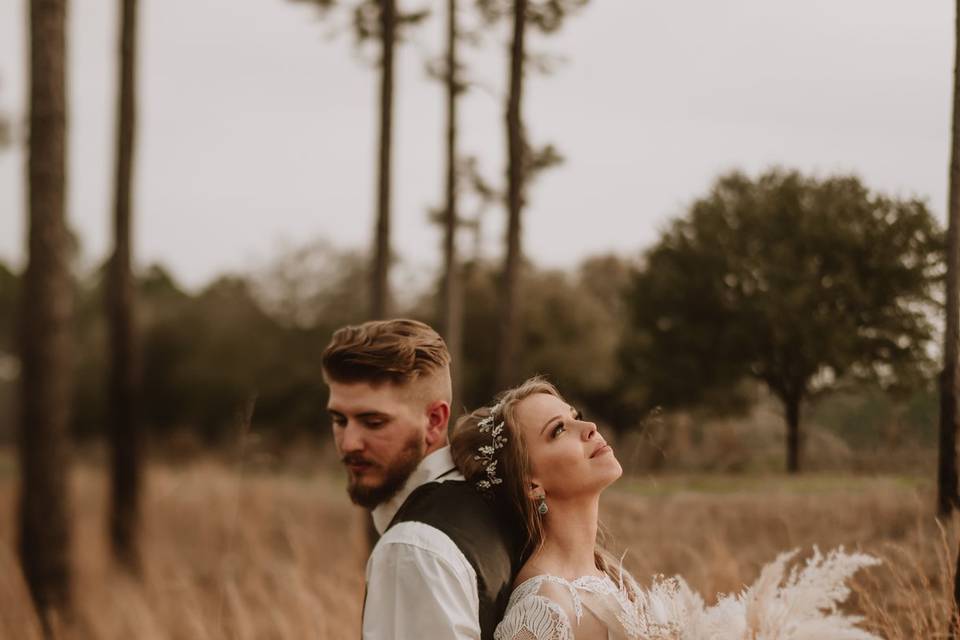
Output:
[528,494,601,579]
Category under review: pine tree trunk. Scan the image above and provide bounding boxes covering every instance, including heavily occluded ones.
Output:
[19,0,73,629]
[941,0,960,519]
[952,536,960,639]
[108,0,143,573]
[441,0,463,413]
[784,393,801,474]
[371,0,395,320]
[361,0,398,555]
[495,0,527,391]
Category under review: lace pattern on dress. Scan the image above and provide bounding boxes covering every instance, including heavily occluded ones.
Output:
[495,572,692,640]
[496,574,623,640]
[495,592,574,640]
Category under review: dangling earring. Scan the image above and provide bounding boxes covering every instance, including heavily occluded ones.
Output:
[537,495,548,516]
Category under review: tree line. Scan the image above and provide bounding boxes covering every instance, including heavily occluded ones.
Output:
[0,190,943,451]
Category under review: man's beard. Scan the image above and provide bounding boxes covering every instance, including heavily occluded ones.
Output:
[344,433,425,509]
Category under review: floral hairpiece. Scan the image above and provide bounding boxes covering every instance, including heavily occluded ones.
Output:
[474,403,507,491]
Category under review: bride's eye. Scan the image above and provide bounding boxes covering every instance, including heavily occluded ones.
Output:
[551,422,566,438]
[574,408,583,420]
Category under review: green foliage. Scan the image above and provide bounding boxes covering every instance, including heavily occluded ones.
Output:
[807,382,938,449]
[0,75,10,149]
[67,246,368,443]
[291,0,430,47]
[439,255,633,427]
[475,0,589,32]
[622,168,944,415]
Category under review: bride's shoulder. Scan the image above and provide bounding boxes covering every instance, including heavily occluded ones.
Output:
[509,574,569,608]
[508,572,613,620]
[496,575,580,640]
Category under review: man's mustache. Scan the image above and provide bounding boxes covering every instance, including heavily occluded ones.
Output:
[341,453,376,467]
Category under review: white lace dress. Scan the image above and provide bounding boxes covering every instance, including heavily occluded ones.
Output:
[493,549,882,640]
[494,573,657,640]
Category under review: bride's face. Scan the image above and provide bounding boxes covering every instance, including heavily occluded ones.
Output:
[514,392,622,500]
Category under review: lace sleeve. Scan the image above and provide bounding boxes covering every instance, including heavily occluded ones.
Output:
[494,594,574,640]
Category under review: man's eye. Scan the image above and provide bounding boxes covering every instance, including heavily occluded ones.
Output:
[551,422,566,438]
[364,419,386,428]
[331,416,347,427]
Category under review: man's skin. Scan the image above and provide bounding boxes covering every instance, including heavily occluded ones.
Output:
[327,379,450,508]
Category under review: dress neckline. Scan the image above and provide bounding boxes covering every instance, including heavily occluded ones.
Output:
[513,572,614,591]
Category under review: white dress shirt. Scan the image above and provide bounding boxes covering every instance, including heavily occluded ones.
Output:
[363,446,482,640]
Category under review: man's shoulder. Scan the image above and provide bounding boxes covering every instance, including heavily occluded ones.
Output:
[390,480,523,562]
[372,520,476,576]
[391,480,497,531]
[375,519,461,552]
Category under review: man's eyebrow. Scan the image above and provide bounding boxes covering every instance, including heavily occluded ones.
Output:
[327,409,389,419]
[357,411,388,419]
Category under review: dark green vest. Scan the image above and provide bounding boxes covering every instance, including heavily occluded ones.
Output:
[386,479,525,640]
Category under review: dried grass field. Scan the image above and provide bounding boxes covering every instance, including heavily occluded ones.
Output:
[0,456,954,639]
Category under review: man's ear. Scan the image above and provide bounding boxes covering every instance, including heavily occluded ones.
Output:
[424,399,450,447]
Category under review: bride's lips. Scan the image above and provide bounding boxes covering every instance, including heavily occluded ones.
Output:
[590,443,611,458]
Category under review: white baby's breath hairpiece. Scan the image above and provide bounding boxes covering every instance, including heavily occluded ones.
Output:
[474,402,507,491]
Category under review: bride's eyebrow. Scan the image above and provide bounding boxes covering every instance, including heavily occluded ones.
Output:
[539,415,562,435]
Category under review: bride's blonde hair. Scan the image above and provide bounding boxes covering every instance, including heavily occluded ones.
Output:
[451,376,631,593]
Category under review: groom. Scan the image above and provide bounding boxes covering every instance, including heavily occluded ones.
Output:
[323,319,522,639]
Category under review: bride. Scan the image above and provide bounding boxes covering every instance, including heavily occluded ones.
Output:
[450,376,881,640]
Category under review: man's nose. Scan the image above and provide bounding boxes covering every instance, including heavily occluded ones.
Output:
[338,422,365,453]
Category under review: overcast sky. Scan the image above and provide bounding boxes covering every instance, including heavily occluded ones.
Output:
[0,0,952,289]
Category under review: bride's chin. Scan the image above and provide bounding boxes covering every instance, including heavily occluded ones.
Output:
[605,461,624,485]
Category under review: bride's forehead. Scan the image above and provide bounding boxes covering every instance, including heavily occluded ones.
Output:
[516,393,567,422]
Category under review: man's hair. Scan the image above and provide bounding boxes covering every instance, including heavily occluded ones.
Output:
[322,319,451,389]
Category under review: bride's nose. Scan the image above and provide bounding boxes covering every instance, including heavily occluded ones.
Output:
[581,422,598,441]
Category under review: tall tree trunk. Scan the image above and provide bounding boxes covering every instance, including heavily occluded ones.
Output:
[361,0,398,554]
[495,0,527,391]
[19,0,73,630]
[953,536,960,639]
[941,0,960,519]
[784,393,801,473]
[107,0,143,573]
[949,6,960,639]
[441,0,463,413]
[371,0,395,320]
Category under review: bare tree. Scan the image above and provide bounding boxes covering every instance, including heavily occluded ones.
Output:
[494,0,528,390]
[371,0,396,319]
[943,0,960,520]
[18,0,73,630]
[107,0,144,573]
[492,0,585,390]
[292,0,428,320]
[948,4,960,636]
[439,0,465,411]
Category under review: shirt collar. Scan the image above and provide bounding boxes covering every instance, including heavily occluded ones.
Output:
[371,445,463,534]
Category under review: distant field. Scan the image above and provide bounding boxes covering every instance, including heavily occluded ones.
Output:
[0,458,954,639]
[617,471,929,496]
